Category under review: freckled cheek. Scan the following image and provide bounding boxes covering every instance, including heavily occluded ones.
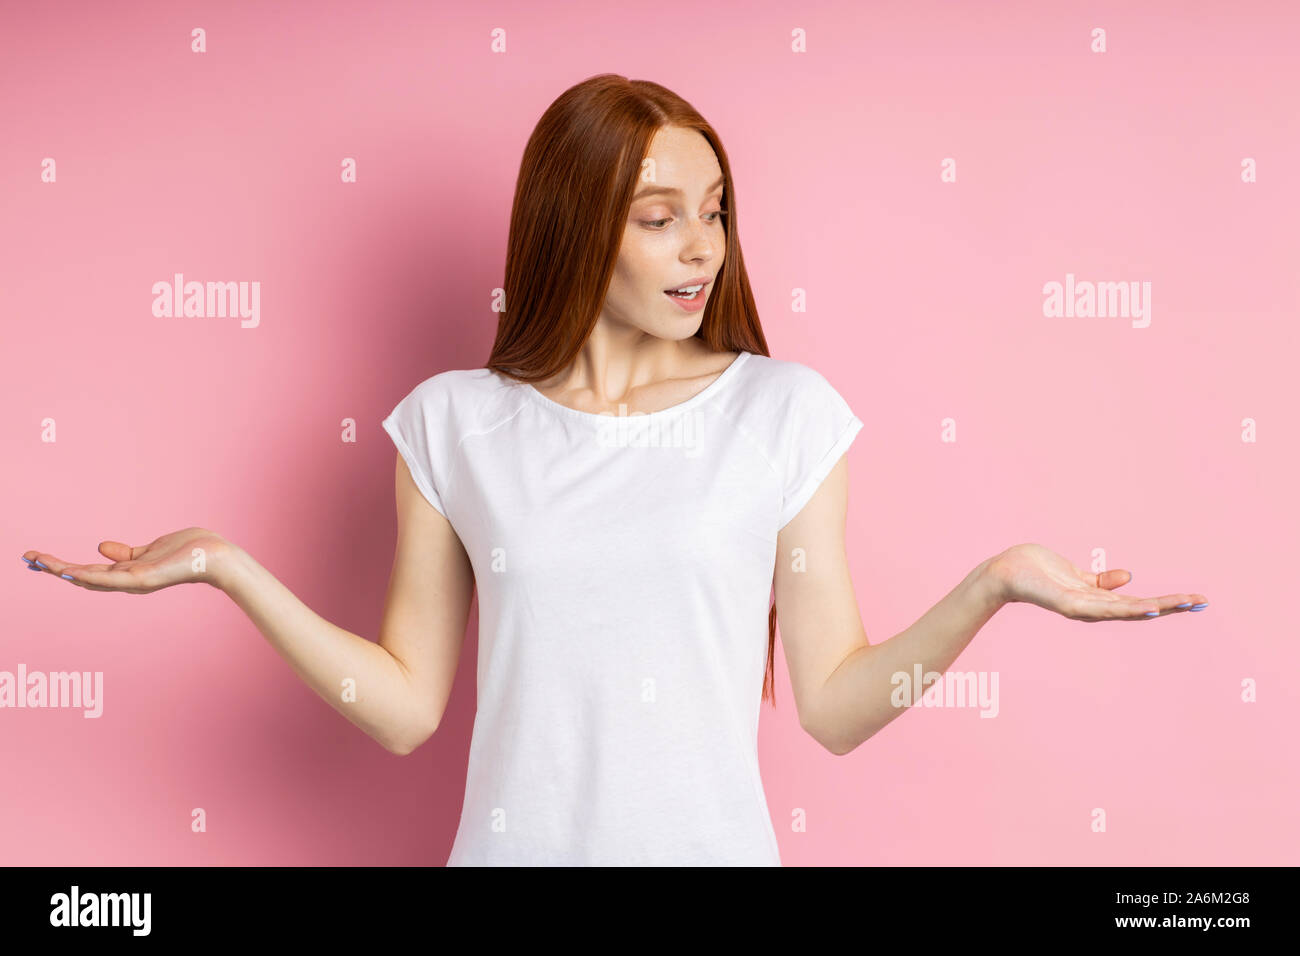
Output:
[616,238,670,295]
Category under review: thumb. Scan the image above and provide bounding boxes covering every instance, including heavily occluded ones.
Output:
[1097,568,1132,590]
[98,540,137,562]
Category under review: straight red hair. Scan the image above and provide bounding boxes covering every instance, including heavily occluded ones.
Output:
[485,73,782,706]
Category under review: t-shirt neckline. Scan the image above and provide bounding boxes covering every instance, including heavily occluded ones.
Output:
[521,350,752,423]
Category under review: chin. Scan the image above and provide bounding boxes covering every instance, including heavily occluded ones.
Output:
[621,309,703,341]
[659,320,704,341]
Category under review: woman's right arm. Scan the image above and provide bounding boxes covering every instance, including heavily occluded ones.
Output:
[218,453,474,753]
[24,452,475,756]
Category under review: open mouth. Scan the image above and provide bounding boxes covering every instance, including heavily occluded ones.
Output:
[664,279,709,301]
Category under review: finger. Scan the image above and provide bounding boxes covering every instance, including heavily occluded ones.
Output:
[21,553,136,591]
[22,552,77,576]
[1106,593,1208,620]
[59,565,146,591]
[1112,596,1163,620]
[24,552,119,574]
[26,552,133,577]
[27,555,140,590]
[60,575,119,592]
[1067,589,1160,621]
[98,540,146,562]
[1145,593,1210,616]
[1086,568,1132,591]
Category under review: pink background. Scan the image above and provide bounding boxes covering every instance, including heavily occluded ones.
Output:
[3,0,1297,865]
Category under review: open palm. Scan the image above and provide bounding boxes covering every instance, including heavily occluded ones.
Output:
[991,542,1208,621]
[22,527,229,594]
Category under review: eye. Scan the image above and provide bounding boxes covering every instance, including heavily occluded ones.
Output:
[643,210,727,230]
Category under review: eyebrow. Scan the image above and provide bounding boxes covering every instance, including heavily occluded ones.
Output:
[632,174,726,201]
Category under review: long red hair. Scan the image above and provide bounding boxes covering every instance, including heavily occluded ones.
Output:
[485,73,781,706]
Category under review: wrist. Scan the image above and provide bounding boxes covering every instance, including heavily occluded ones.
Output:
[208,538,249,593]
[973,553,1011,613]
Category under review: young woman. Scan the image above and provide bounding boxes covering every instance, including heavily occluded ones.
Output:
[22,74,1208,867]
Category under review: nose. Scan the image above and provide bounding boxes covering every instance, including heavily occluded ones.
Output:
[682,218,718,262]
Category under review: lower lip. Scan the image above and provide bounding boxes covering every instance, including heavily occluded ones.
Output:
[663,288,708,312]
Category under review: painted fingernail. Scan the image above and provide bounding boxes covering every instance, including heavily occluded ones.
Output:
[1189,603,1209,611]
[1144,611,1160,616]
[60,573,75,581]
[27,564,43,571]
[1176,603,1192,609]
[21,556,35,565]
[33,559,48,569]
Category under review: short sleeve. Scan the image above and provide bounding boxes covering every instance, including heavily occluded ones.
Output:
[381,378,452,519]
[779,368,864,528]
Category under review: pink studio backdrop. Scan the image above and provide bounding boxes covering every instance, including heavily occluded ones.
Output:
[3,0,1297,866]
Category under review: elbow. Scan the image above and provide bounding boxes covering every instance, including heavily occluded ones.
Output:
[384,717,439,756]
[799,693,854,755]
[821,735,857,757]
[823,734,865,757]
[801,717,856,757]
[382,732,414,756]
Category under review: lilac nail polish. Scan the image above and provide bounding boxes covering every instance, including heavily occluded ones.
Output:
[1144,611,1160,616]
[60,573,75,581]
[1176,603,1192,608]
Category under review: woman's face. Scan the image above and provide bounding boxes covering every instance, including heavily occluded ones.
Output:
[603,125,727,339]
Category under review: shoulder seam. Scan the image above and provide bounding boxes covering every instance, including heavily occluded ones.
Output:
[709,401,782,489]
[441,393,530,507]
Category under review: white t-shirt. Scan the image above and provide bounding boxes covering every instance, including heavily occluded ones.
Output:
[381,349,862,866]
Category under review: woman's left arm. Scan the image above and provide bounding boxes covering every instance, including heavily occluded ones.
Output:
[774,456,1209,756]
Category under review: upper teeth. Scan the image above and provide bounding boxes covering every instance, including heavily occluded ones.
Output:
[671,284,703,293]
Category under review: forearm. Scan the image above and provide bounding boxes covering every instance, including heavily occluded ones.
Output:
[212,543,426,755]
[813,555,1006,755]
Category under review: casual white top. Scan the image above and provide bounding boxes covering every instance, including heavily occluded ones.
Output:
[381,349,863,866]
